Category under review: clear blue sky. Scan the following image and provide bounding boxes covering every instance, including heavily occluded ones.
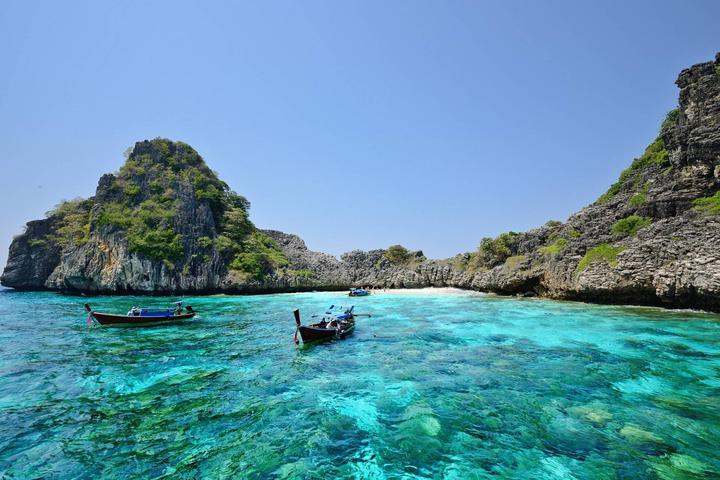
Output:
[1,1,719,269]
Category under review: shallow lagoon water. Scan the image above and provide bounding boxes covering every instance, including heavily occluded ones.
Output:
[1,289,719,479]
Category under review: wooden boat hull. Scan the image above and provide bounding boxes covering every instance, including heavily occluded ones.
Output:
[91,311,196,328]
[299,322,355,343]
[293,308,356,344]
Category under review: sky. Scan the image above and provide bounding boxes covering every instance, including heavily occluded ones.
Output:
[1,1,719,269]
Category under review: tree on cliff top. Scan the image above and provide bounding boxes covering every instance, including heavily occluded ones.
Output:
[384,245,412,264]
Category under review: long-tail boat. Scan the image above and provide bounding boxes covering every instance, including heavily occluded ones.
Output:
[84,302,196,327]
[293,306,356,344]
[349,287,370,297]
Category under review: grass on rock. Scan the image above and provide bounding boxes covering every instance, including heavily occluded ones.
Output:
[540,238,568,256]
[611,215,652,238]
[577,244,624,272]
[693,191,720,215]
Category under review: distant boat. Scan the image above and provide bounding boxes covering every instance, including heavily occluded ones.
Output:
[84,302,196,327]
[293,306,356,344]
[349,288,370,297]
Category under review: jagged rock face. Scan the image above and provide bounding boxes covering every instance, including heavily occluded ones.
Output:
[3,140,263,293]
[257,230,350,290]
[671,55,720,168]
[39,151,229,293]
[1,219,61,289]
[2,53,720,311]
[524,54,720,310]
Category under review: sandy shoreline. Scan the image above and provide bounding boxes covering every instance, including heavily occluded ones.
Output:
[262,287,486,297]
[360,287,484,296]
[288,287,488,297]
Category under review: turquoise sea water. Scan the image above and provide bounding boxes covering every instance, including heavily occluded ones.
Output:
[1,289,719,479]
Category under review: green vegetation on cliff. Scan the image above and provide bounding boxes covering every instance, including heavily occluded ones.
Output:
[469,232,519,269]
[381,244,426,267]
[629,191,647,207]
[96,198,183,261]
[384,245,412,264]
[38,138,287,277]
[598,136,670,203]
[225,232,288,280]
[214,191,288,279]
[660,108,680,133]
[95,140,209,261]
[104,138,287,274]
[577,244,624,272]
[693,191,720,214]
[286,269,315,279]
[503,255,527,271]
[540,237,568,256]
[46,198,93,248]
[598,109,677,204]
[611,215,652,238]
[629,182,650,207]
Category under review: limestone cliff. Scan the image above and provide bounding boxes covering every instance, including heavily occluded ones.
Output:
[2,53,720,311]
[1,139,347,294]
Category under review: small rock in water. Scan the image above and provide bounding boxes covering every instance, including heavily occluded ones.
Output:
[619,424,664,444]
[399,403,442,437]
[669,453,710,474]
[567,404,613,425]
[649,452,714,479]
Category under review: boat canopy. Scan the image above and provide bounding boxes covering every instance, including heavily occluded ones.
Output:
[127,303,183,317]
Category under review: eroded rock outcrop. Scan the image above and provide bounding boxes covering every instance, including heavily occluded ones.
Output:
[2,53,720,310]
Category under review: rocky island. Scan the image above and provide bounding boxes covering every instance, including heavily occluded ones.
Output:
[3,53,720,311]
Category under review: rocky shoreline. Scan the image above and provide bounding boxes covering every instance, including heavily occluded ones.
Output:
[2,53,720,312]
